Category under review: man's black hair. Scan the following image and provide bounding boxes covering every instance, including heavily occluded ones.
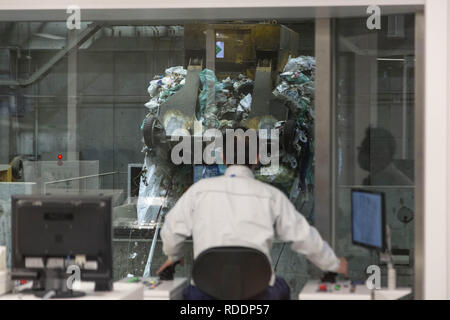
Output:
[363,127,396,159]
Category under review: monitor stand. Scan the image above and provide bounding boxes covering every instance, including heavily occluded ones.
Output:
[379,225,397,290]
[19,278,46,295]
[33,269,85,299]
[94,279,113,292]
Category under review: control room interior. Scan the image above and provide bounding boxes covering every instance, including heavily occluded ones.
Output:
[0,2,444,301]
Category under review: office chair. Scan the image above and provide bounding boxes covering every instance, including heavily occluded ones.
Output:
[192,246,272,300]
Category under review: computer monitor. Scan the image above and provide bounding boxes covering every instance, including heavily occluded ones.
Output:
[351,189,386,251]
[11,195,113,298]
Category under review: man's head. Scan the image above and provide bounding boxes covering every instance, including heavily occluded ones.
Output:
[358,126,396,172]
[222,126,260,169]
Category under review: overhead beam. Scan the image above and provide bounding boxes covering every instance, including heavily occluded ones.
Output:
[0,23,102,87]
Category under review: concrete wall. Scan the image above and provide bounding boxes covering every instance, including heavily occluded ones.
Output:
[3,41,183,195]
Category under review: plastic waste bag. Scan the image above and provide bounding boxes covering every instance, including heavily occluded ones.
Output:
[165,66,187,76]
[283,56,316,73]
[237,93,252,112]
[136,158,164,223]
[198,69,219,114]
[144,67,187,114]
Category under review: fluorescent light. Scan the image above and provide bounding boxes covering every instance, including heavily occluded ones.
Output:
[34,33,66,40]
[377,58,405,61]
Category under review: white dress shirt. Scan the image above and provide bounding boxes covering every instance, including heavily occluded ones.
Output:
[160,165,340,286]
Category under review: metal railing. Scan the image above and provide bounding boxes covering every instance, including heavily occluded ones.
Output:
[43,171,117,194]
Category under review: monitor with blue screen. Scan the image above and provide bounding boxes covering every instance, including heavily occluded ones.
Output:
[351,190,386,251]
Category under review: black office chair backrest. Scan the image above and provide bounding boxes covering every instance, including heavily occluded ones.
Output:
[192,246,272,300]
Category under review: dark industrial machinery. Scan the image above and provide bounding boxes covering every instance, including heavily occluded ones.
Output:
[142,22,301,151]
[184,23,299,129]
[0,156,23,182]
[138,23,315,231]
[158,60,203,137]
[183,23,299,78]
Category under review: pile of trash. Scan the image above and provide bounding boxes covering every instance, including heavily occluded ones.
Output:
[273,56,315,124]
[143,66,254,131]
[197,69,254,130]
[256,56,316,200]
[276,56,315,190]
[144,66,187,115]
[138,57,315,223]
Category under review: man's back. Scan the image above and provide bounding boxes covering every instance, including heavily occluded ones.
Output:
[186,166,280,263]
[161,165,340,279]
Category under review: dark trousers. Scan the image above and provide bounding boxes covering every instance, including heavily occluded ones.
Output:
[183,276,290,300]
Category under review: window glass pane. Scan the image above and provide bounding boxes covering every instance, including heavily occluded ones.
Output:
[334,15,415,292]
[0,9,418,299]
[0,20,316,297]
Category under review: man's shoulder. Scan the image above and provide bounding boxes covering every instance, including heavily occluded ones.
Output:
[186,176,222,193]
[253,178,288,200]
[250,177,279,191]
[190,175,283,198]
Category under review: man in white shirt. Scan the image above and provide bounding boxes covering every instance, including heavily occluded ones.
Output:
[157,128,347,299]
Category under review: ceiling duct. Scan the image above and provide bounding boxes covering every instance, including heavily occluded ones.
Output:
[24,24,183,50]
[0,23,103,87]
[0,23,185,86]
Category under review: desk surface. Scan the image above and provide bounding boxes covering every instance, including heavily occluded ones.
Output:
[120,277,189,300]
[373,288,412,300]
[0,281,144,300]
[299,280,412,300]
[299,280,372,300]
[143,278,188,300]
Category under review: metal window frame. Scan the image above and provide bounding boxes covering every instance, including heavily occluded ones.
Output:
[2,0,447,299]
[414,10,425,300]
[318,11,425,300]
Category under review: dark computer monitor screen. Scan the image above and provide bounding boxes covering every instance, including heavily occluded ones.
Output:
[351,190,385,250]
[11,195,113,284]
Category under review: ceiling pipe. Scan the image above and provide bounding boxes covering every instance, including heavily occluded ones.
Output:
[0,23,103,87]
